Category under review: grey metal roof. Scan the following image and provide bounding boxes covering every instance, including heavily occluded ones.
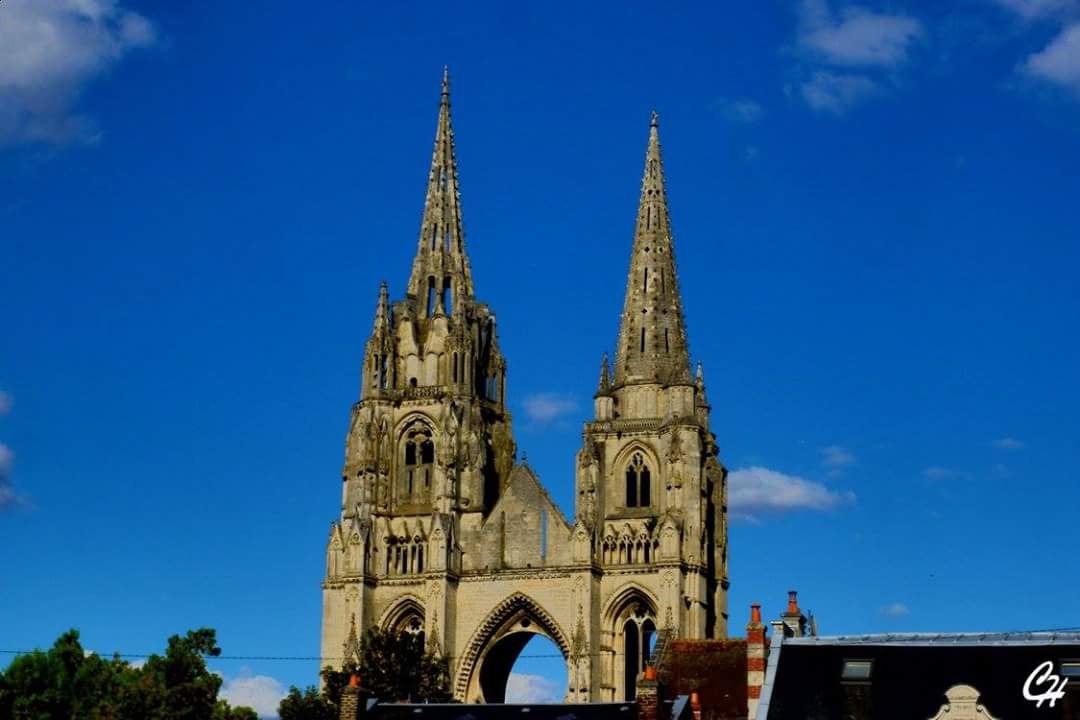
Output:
[783,631,1080,647]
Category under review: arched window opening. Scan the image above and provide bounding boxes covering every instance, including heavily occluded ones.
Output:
[401,423,435,505]
[623,618,639,700]
[452,353,459,383]
[626,452,651,508]
[620,603,657,701]
[442,276,453,315]
[426,276,437,316]
[431,224,438,251]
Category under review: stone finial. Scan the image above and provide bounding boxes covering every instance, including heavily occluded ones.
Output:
[786,590,799,615]
[598,353,611,393]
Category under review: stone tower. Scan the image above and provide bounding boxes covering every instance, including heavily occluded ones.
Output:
[322,73,728,704]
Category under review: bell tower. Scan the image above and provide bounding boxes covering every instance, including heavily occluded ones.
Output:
[323,69,517,667]
[576,112,729,699]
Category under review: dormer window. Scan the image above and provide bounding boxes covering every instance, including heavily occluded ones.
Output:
[625,452,651,508]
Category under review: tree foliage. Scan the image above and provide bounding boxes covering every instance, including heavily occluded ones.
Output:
[278,627,454,719]
[0,628,258,720]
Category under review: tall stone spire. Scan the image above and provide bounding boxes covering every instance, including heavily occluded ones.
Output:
[613,112,692,387]
[407,67,475,309]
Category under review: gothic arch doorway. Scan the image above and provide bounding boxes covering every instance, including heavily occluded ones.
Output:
[456,593,571,703]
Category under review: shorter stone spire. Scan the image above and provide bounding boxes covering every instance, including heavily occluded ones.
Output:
[342,614,361,669]
[597,353,611,394]
[371,281,390,333]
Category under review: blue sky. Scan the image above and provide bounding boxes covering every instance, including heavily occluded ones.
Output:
[2,0,1079,714]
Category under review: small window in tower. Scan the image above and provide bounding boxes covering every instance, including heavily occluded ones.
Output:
[640,327,646,353]
[443,276,453,315]
[453,353,459,383]
[643,268,649,293]
[627,452,650,508]
[431,224,437,251]
[664,328,670,353]
[426,276,436,316]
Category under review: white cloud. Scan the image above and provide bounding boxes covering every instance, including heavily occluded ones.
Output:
[820,445,856,467]
[522,393,577,424]
[0,443,22,510]
[924,466,955,480]
[715,97,764,123]
[219,670,286,718]
[0,0,156,146]
[993,0,1079,19]
[881,602,910,618]
[992,436,1026,450]
[728,466,855,519]
[505,672,563,703]
[0,391,12,416]
[800,70,878,114]
[798,0,924,68]
[1024,23,1080,93]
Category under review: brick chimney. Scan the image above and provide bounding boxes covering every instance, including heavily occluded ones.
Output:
[636,665,661,720]
[339,673,363,720]
[781,590,807,638]
[746,604,767,720]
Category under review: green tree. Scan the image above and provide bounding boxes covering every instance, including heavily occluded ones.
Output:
[0,628,259,720]
[278,685,336,720]
[337,628,452,704]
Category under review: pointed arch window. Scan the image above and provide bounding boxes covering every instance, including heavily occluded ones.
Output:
[625,452,651,508]
[401,423,435,505]
[619,602,657,700]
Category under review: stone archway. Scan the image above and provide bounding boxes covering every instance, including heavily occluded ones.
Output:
[455,592,571,702]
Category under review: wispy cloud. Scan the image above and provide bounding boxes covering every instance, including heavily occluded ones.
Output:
[0,391,12,416]
[992,0,1079,20]
[219,669,286,718]
[800,71,878,113]
[792,0,923,113]
[992,436,1026,450]
[0,443,24,511]
[506,673,563,703]
[821,445,856,467]
[799,0,924,67]
[880,602,910,618]
[0,0,156,146]
[1023,23,1080,94]
[714,97,764,123]
[924,466,955,480]
[522,393,577,424]
[728,466,855,520]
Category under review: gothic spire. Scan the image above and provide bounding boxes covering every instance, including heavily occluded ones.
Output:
[613,112,692,387]
[407,67,475,307]
[597,353,611,395]
[371,280,390,333]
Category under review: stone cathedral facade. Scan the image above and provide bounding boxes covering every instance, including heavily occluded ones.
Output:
[321,70,729,704]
